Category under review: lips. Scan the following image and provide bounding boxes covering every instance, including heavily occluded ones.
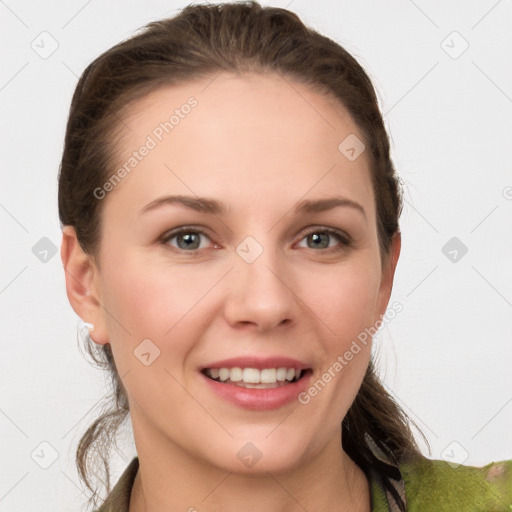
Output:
[200,358,313,410]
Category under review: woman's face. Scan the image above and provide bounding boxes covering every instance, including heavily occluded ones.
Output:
[74,72,399,473]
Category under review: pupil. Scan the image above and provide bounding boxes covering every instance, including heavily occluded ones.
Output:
[310,233,328,249]
[179,233,199,250]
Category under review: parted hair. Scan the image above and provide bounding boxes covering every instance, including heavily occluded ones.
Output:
[58,2,429,510]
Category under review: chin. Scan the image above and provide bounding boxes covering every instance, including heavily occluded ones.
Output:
[202,435,310,476]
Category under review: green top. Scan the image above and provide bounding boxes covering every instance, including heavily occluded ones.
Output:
[96,455,512,511]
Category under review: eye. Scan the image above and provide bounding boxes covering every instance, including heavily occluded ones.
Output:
[161,227,214,253]
[160,226,351,254]
[297,227,351,252]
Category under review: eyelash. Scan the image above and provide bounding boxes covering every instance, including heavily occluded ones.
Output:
[160,226,352,255]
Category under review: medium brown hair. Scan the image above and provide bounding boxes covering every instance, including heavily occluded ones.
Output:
[58,2,429,510]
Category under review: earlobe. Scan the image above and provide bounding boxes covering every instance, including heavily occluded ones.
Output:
[61,226,109,345]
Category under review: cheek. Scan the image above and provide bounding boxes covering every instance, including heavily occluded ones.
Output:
[98,257,210,415]
[302,265,378,421]
[300,259,379,404]
[99,255,219,359]
[302,258,381,341]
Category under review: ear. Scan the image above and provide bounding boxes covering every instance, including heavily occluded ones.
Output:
[375,231,401,318]
[61,226,109,345]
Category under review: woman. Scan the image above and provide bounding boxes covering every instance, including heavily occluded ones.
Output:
[58,2,511,511]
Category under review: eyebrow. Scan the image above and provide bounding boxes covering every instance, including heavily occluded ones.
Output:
[139,194,366,219]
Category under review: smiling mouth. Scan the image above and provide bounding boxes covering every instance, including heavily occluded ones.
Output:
[201,367,311,389]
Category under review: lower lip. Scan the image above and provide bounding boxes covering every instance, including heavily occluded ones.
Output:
[201,371,312,410]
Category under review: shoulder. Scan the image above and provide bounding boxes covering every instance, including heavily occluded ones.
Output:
[95,457,139,512]
[399,456,512,511]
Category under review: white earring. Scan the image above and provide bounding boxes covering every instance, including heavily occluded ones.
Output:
[78,318,95,335]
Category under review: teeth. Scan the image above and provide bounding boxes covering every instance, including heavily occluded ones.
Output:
[229,367,243,382]
[204,367,304,384]
[219,368,230,381]
[276,368,287,381]
[242,368,260,383]
[260,368,276,383]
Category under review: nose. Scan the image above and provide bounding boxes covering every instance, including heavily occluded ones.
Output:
[223,244,299,333]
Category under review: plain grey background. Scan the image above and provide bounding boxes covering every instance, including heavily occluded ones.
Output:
[1,0,511,510]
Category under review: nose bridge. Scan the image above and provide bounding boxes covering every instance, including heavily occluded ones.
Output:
[224,235,297,330]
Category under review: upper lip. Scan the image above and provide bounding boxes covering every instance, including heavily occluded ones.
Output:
[201,356,311,371]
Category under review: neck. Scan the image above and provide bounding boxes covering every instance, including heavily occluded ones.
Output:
[129,417,370,512]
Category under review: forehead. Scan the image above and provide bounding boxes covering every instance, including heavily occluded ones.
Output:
[107,72,375,220]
